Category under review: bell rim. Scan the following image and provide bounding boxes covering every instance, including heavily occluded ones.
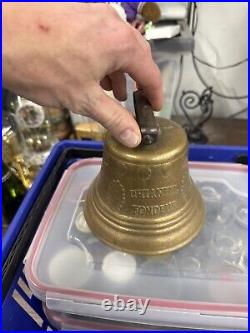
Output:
[84,181,205,256]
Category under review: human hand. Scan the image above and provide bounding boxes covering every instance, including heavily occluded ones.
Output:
[3,3,163,147]
[131,19,145,34]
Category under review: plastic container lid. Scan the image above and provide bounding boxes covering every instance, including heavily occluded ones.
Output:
[43,303,170,331]
[24,159,248,329]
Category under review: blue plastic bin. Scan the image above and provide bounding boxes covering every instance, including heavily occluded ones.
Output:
[2,140,248,331]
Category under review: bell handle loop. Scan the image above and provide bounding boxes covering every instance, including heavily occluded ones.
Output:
[133,90,159,145]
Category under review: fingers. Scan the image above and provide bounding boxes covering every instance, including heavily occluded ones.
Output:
[109,71,127,101]
[88,85,141,148]
[131,20,145,34]
[121,28,163,111]
[101,73,127,102]
[100,76,112,91]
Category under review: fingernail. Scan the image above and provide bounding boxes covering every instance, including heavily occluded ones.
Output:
[119,129,141,148]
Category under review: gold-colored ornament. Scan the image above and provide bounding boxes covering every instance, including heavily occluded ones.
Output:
[75,122,104,141]
[2,127,32,188]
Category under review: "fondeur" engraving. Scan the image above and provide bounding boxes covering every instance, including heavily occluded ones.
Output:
[132,201,176,216]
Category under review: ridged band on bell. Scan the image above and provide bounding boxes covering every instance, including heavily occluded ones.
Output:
[85,118,205,255]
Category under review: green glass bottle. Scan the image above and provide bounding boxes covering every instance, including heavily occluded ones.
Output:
[2,162,27,224]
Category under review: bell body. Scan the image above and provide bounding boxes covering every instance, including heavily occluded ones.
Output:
[85,118,205,255]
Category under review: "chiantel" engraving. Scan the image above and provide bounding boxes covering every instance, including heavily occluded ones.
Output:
[130,185,177,199]
[132,201,176,216]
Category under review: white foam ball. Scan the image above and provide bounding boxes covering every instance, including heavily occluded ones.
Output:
[48,246,93,288]
[102,251,136,283]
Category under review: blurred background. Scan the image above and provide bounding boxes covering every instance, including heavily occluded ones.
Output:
[2,2,248,233]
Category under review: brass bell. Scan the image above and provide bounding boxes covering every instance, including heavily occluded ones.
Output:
[85,91,205,255]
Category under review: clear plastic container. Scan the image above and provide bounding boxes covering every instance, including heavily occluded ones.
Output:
[24,159,248,330]
[43,303,170,331]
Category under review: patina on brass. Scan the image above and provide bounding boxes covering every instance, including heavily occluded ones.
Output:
[84,97,205,255]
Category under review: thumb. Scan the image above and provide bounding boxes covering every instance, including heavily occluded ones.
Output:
[88,86,141,148]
